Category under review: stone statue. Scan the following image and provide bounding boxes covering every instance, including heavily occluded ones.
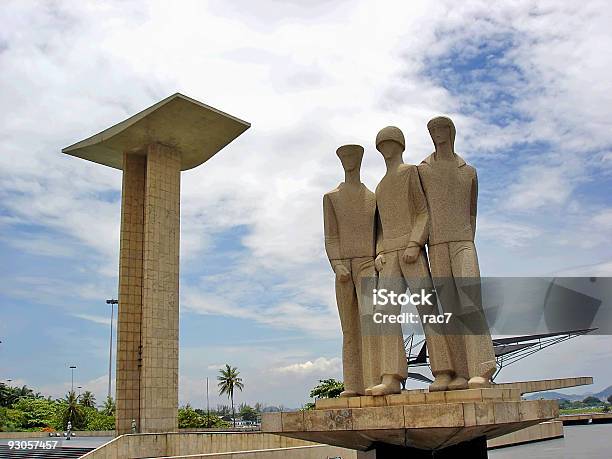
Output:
[323,144,379,396]
[372,127,454,395]
[417,116,497,389]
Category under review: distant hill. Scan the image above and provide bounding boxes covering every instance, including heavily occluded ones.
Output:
[525,385,612,401]
[594,385,612,400]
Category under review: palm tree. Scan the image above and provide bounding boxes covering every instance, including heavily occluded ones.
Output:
[0,383,10,407]
[15,385,35,399]
[61,391,85,429]
[0,384,37,407]
[79,391,96,408]
[217,364,244,428]
[102,396,116,416]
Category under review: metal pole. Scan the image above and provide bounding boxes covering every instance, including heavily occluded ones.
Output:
[69,365,76,393]
[108,302,114,399]
[206,377,210,427]
[106,299,118,400]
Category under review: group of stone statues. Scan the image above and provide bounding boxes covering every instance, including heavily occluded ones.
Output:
[323,116,497,396]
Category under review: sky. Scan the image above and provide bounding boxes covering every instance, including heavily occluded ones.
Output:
[0,0,611,409]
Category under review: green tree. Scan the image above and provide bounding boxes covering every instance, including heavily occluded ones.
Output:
[84,407,115,431]
[0,384,9,407]
[79,391,96,409]
[0,406,26,431]
[102,396,115,416]
[11,398,57,429]
[557,399,573,410]
[309,379,344,400]
[178,404,230,429]
[217,364,244,428]
[582,396,601,406]
[239,404,258,423]
[0,384,37,408]
[178,404,202,428]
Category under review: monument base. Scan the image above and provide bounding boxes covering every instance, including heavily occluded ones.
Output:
[262,387,558,456]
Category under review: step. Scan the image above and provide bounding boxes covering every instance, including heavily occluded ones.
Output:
[0,444,94,458]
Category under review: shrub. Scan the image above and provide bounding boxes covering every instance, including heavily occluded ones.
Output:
[11,398,58,429]
[84,408,115,431]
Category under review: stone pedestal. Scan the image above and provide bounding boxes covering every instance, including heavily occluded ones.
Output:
[63,93,250,434]
[262,387,558,457]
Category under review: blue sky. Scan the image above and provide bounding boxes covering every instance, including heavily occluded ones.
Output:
[1,0,612,408]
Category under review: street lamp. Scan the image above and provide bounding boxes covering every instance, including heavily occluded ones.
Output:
[69,365,77,393]
[106,299,118,400]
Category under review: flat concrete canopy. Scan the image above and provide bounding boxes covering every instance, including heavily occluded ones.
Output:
[263,388,559,451]
[62,93,250,171]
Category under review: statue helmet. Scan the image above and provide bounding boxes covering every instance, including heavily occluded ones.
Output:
[376,126,405,152]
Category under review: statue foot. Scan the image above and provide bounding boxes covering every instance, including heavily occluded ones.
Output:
[429,373,453,392]
[364,387,374,396]
[468,376,491,389]
[447,376,469,390]
[339,390,359,398]
[370,375,401,396]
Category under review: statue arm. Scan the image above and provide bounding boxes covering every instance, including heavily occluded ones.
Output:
[471,170,478,239]
[323,194,342,270]
[408,167,429,247]
[375,206,384,256]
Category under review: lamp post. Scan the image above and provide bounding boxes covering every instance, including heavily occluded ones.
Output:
[106,299,118,400]
[206,377,210,428]
[69,365,77,393]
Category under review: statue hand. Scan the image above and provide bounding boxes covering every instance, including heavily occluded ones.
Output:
[335,264,351,282]
[402,245,420,263]
[375,254,386,272]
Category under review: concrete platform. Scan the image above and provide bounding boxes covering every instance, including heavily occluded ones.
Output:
[495,376,593,395]
[262,388,558,451]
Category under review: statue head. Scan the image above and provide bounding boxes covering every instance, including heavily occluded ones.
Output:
[427,116,456,151]
[336,144,364,172]
[376,126,405,159]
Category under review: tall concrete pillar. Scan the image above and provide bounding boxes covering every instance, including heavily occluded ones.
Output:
[116,152,146,434]
[63,93,250,433]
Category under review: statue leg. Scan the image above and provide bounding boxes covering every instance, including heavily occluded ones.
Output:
[449,242,496,387]
[371,250,407,396]
[429,243,469,390]
[335,260,365,396]
[400,249,454,392]
[353,258,380,394]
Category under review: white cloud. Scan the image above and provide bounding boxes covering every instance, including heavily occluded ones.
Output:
[182,286,339,338]
[592,210,612,230]
[555,260,612,277]
[274,357,341,376]
[72,313,112,327]
[478,217,543,247]
[504,164,578,212]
